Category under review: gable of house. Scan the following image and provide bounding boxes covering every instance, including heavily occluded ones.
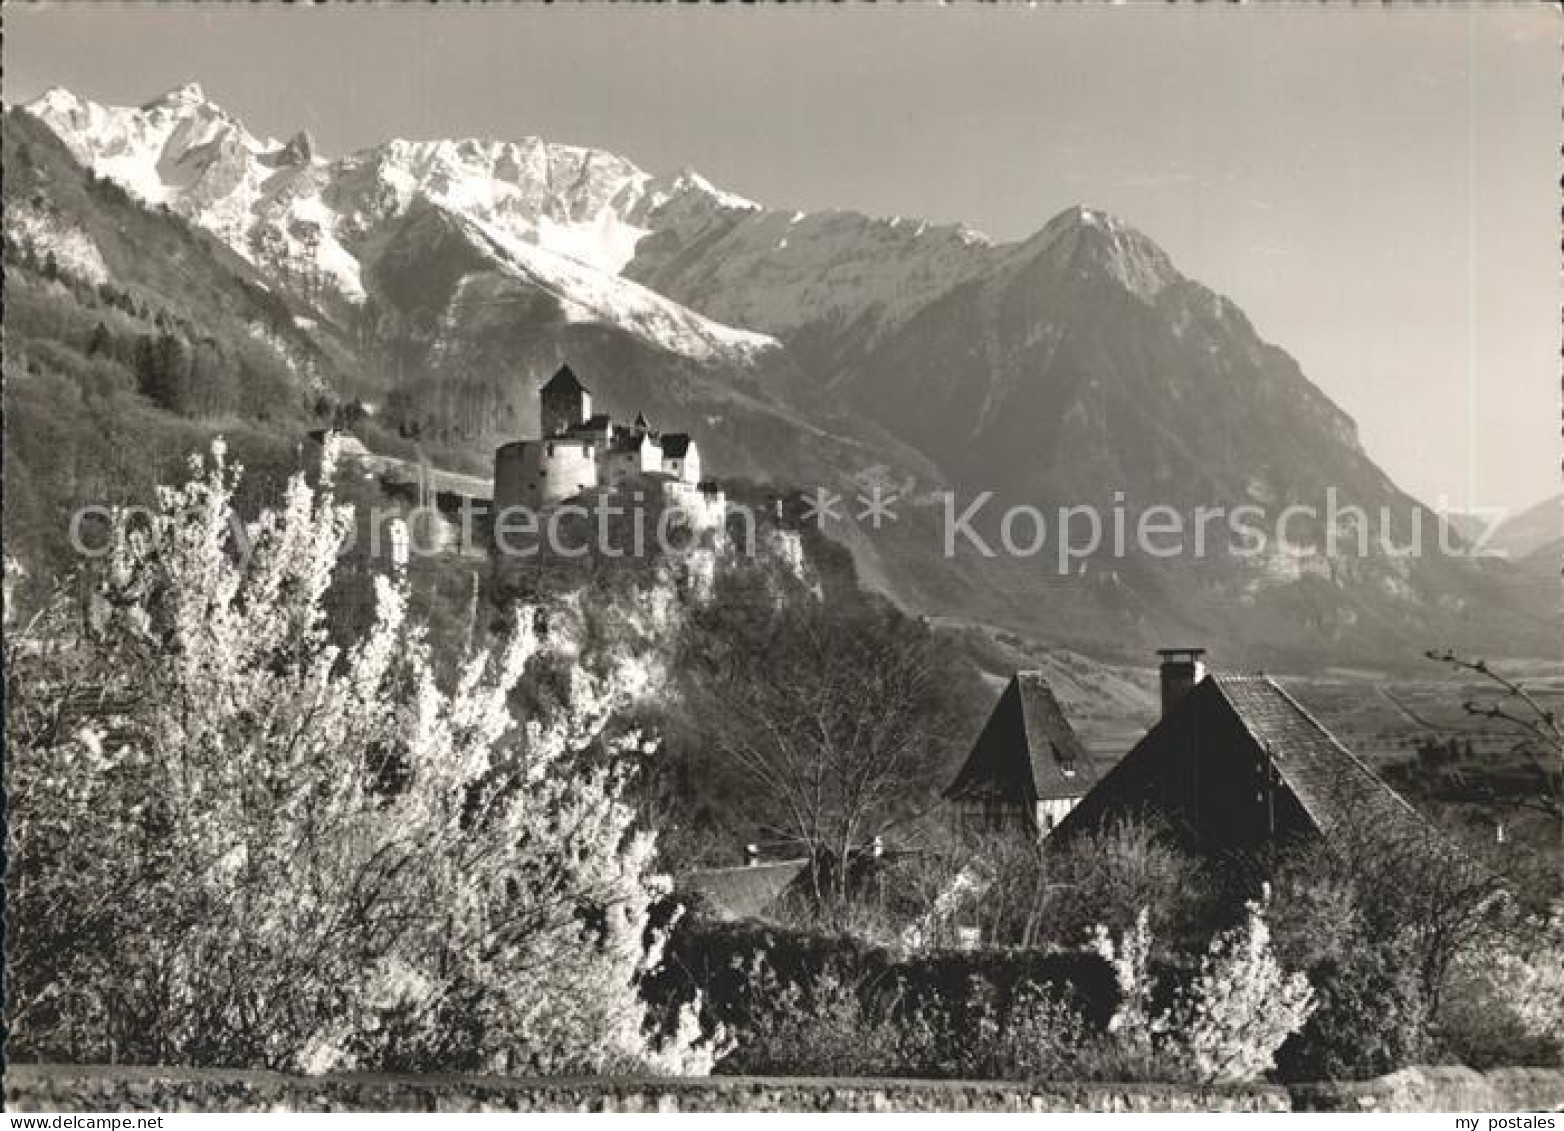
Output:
[945,672,1095,830]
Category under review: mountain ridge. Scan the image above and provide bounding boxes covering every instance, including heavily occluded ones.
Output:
[13,83,1554,667]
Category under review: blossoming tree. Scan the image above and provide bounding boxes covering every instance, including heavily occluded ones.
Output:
[6,436,718,1074]
[1090,899,1315,1083]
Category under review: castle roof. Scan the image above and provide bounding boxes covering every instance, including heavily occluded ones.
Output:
[541,364,588,396]
[607,430,654,453]
[945,672,1093,804]
[660,432,694,458]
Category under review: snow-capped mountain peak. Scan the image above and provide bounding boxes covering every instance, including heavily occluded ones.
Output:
[447,205,778,362]
[22,84,771,314]
[1008,204,1182,303]
[21,82,1023,358]
[663,167,759,212]
[141,81,211,111]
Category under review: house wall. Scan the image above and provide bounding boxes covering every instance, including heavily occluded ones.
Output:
[953,797,1032,837]
[691,487,726,532]
[1034,797,1078,834]
[953,796,1078,838]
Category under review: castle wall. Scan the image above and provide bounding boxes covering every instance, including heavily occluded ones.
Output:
[660,480,726,532]
[575,420,613,446]
[664,445,701,485]
[495,438,599,511]
[493,442,532,515]
[602,437,663,487]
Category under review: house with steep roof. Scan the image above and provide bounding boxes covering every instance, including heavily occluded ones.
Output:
[944,672,1097,836]
[1054,649,1437,857]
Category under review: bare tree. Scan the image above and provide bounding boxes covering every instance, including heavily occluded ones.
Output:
[1310,809,1511,1019]
[691,602,954,912]
[1424,649,1563,826]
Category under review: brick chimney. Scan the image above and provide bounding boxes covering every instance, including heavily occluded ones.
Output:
[1157,648,1207,718]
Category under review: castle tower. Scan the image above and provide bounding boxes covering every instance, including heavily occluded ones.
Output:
[539,364,591,437]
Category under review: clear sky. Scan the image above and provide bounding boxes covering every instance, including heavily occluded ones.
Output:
[6,3,1558,513]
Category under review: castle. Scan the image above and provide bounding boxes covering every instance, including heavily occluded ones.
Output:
[493,365,724,525]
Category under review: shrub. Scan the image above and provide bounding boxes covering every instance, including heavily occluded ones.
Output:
[1090,902,1314,1084]
[1433,988,1560,1070]
[983,980,1101,1080]
[913,817,1210,953]
[1265,837,1517,1080]
[1164,899,1316,1083]
[723,956,1101,1080]
[1276,939,1429,1081]
[651,900,1313,1083]
[720,957,902,1076]
[645,915,1119,1078]
[1433,916,1564,1069]
[1045,817,1212,948]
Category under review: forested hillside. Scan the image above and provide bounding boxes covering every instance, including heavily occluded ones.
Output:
[3,108,366,602]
